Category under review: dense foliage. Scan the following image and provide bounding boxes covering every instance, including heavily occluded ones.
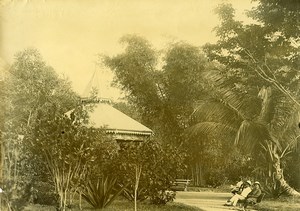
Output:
[1,49,121,210]
[1,49,80,210]
[109,139,186,205]
[1,48,188,210]
[103,0,300,194]
[104,36,209,145]
[103,36,225,186]
[2,2,299,210]
[200,0,300,196]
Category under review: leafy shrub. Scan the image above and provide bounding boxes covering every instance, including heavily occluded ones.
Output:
[31,181,58,206]
[205,168,226,187]
[262,179,284,198]
[149,190,176,205]
[1,178,31,211]
[109,140,185,205]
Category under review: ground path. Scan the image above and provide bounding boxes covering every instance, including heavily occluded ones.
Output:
[175,191,256,211]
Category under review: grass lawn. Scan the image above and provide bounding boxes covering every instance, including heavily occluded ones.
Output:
[24,198,203,211]
[257,197,300,211]
[23,191,300,211]
[102,200,203,211]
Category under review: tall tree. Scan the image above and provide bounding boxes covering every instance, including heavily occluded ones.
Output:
[104,35,218,186]
[205,1,299,106]
[7,49,78,128]
[2,49,80,209]
[200,1,300,196]
[104,35,208,145]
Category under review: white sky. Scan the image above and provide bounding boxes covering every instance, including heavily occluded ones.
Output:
[0,0,256,100]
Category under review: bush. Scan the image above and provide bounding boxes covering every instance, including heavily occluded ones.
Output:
[149,190,176,205]
[31,181,57,206]
[205,168,226,187]
[1,178,32,211]
[109,139,186,205]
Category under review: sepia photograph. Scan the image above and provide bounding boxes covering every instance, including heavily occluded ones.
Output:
[0,0,299,210]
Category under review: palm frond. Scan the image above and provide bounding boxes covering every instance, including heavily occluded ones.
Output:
[263,89,300,151]
[185,121,237,142]
[234,120,273,152]
[203,68,261,120]
[191,98,243,128]
[279,135,300,158]
[191,69,299,157]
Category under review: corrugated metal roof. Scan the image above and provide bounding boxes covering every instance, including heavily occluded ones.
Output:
[88,103,153,136]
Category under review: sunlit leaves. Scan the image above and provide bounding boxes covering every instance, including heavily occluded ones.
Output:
[249,0,300,38]
[7,48,78,128]
[104,35,209,145]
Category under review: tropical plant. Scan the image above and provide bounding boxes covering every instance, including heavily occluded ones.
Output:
[188,70,300,196]
[122,186,148,202]
[285,149,300,190]
[81,175,126,209]
[199,0,300,196]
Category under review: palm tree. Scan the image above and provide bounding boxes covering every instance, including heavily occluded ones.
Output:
[187,70,300,197]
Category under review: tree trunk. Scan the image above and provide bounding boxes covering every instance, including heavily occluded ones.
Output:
[199,164,206,186]
[191,161,206,186]
[259,87,300,197]
[0,133,4,183]
[194,163,199,186]
[191,163,199,186]
[134,164,142,211]
[273,152,300,197]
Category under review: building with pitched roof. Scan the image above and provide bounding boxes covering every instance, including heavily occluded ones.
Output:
[75,69,153,141]
[83,98,153,141]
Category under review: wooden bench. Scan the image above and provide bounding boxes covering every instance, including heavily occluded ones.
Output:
[238,193,265,208]
[171,179,192,191]
[255,193,265,204]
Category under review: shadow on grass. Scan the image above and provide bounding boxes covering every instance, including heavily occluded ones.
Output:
[24,198,204,211]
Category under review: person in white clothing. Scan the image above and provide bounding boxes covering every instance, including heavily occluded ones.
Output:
[231,177,245,194]
[225,180,252,206]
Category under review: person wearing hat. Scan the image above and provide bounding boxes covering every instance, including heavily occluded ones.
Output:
[225,180,252,207]
[240,181,262,210]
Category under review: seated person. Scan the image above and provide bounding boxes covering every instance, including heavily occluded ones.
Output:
[225,180,252,207]
[231,178,245,194]
[241,181,262,210]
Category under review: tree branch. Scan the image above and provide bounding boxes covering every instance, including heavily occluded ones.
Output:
[243,48,300,108]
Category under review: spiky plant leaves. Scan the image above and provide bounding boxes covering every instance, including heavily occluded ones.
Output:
[81,175,126,209]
